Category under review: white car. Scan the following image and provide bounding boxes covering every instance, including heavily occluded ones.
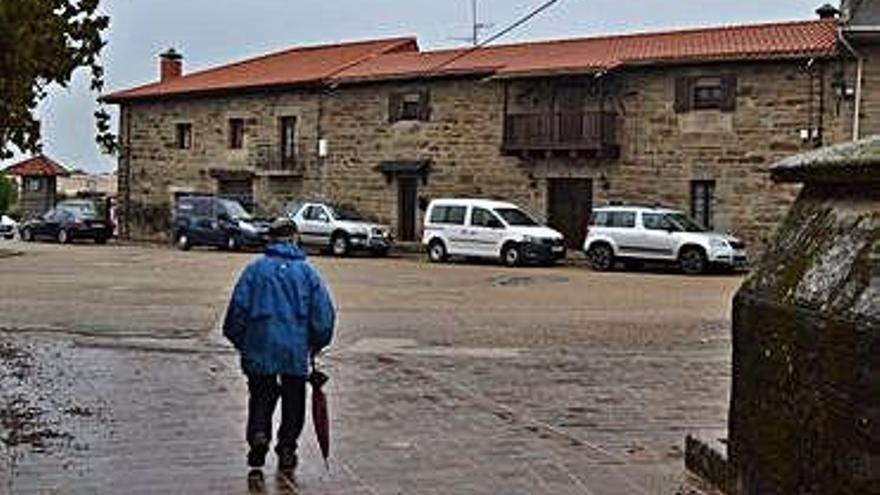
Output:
[422,198,566,267]
[286,201,393,256]
[0,215,17,240]
[583,205,748,274]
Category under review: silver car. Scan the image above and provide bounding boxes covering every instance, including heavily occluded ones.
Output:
[286,202,393,256]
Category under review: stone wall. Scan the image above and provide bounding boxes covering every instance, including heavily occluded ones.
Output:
[117,59,857,251]
[729,181,879,494]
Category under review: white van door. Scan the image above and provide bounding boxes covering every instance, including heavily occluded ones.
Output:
[466,207,507,258]
[425,204,470,256]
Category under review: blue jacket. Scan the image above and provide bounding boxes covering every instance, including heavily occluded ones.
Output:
[223,243,335,377]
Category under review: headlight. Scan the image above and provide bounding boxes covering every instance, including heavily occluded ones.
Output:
[709,238,729,249]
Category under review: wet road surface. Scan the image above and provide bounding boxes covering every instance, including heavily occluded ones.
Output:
[0,241,737,494]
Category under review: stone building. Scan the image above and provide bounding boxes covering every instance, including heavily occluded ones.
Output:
[105,7,868,251]
[2,155,70,218]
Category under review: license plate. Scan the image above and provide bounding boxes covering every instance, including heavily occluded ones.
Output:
[91,223,104,229]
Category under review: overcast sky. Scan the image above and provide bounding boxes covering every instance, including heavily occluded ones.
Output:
[6,0,825,172]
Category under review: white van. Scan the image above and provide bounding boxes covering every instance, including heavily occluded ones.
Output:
[422,199,566,266]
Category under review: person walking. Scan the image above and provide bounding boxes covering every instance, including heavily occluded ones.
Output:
[223,219,335,476]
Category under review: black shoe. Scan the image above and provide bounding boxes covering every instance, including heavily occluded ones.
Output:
[247,468,265,493]
[277,449,298,473]
[247,432,270,468]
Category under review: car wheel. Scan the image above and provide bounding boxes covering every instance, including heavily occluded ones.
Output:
[679,247,708,275]
[501,244,522,267]
[57,229,70,244]
[176,232,191,251]
[21,228,33,242]
[587,244,614,271]
[331,233,349,257]
[427,240,447,263]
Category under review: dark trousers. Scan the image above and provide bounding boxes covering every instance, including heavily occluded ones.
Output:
[246,374,306,455]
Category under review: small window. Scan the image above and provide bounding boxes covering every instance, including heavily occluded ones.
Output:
[175,123,192,150]
[25,177,42,192]
[692,77,723,110]
[691,180,716,230]
[430,205,467,225]
[642,213,672,231]
[470,207,502,228]
[389,90,430,123]
[279,116,296,165]
[228,118,245,149]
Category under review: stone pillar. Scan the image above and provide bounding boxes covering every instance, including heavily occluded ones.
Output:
[728,137,879,494]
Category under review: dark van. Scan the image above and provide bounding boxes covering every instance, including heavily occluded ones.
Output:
[173,195,271,251]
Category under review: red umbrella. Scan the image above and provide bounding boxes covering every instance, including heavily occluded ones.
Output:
[309,359,330,470]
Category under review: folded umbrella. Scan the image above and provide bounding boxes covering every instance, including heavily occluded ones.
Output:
[309,357,330,470]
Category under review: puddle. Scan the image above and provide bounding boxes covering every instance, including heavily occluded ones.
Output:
[344,338,522,359]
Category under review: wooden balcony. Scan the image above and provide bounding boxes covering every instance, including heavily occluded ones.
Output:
[502,112,619,157]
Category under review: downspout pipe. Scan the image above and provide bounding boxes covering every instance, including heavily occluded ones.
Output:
[838,28,864,141]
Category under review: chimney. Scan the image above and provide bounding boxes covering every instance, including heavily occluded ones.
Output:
[159,48,183,82]
[816,3,841,19]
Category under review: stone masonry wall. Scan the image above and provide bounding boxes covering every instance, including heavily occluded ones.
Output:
[118,59,857,251]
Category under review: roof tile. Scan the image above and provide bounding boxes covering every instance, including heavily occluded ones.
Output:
[105,19,839,101]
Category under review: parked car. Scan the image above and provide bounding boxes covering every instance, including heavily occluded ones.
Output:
[422,198,566,267]
[0,215,17,240]
[173,195,272,251]
[285,201,392,256]
[583,205,748,274]
[20,206,111,244]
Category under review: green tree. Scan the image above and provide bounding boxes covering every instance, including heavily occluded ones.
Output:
[0,0,113,159]
[0,175,18,215]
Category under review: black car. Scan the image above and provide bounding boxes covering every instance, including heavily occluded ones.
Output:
[173,195,272,251]
[20,206,111,244]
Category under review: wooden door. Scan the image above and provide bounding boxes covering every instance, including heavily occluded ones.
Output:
[397,177,418,242]
[547,178,593,249]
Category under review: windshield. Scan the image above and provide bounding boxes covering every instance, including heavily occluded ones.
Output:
[328,205,365,222]
[59,202,97,215]
[494,208,539,227]
[666,213,706,233]
[219,199,252,220]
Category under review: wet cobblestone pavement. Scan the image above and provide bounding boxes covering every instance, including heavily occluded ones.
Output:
[0,243,737,494]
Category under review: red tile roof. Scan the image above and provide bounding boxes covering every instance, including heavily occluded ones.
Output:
[103,37,419,102]
[3,155,70,177]
[334,20,839,82]
[105,19,838,101]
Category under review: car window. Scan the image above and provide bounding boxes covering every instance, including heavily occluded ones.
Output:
[429,205,467,225]
[594,211,636,228]
[470,207,502,228]
[328,205,365,222]
[494,208,538,226]
[304,205,329,222]
[642,213,672,231]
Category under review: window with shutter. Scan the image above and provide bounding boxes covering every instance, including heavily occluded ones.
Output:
[389,90,431,122]
[675,75,737,113]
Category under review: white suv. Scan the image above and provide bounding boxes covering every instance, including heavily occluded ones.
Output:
[583,205,747,274]
[422,199,566,267]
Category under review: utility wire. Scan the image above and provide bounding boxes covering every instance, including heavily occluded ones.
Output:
[425,0,565,76]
